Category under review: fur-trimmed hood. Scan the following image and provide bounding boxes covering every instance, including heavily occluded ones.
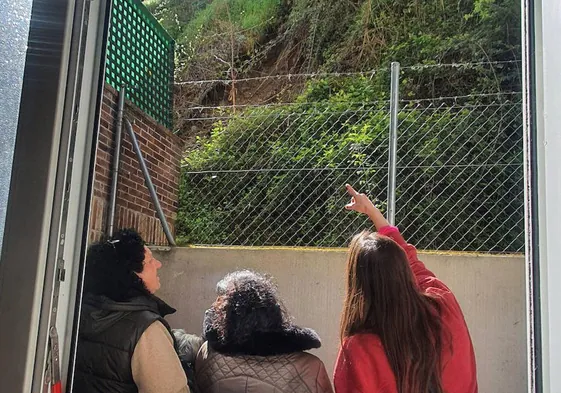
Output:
[202,307,322,356]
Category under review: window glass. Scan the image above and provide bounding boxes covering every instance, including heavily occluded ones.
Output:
[0,0,33,251]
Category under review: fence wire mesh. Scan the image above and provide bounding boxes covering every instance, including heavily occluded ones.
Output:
[394,96,523,252]
[178,68,524,253]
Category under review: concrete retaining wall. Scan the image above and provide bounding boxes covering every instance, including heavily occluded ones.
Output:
[155,247,527,393]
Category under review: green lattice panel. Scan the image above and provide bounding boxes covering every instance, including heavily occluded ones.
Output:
[106,0,174,128]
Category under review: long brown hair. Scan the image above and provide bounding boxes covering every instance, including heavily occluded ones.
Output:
[340,231,444,393]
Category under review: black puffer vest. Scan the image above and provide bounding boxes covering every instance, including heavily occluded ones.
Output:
[73,292,176,393]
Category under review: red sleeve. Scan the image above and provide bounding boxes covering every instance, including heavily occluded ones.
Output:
[378,226,470,328]
[333,336,395,393]
[377,226,449,293]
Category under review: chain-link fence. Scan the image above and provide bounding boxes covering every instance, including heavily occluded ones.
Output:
[178,66,524,253]
[394,96,523,252]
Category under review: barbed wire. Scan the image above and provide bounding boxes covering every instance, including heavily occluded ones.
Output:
[116,60,522,102]
[399,59,521,70]
[172,60,521,86]
[180,107,386,122]
[400,91,521,104]
[184,100,391,111]
[174,69,383,86]
[178,93,521,117]
[181,92,521,113]
[182,163,522,171]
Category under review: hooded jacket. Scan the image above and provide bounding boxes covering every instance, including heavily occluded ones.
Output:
[74,292,188,393]
[192,308,334,393]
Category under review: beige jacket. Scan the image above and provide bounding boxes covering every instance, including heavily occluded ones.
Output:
[195,342,333,393]
[131,321,190,393]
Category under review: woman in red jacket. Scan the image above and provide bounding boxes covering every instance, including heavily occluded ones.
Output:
[333,184,478,393]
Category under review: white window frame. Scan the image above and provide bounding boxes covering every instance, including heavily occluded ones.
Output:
[523,0,561,391]
[0,0,560,391]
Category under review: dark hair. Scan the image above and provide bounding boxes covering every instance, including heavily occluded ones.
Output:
[204,270,322,356]
[84,228,148,301]
[210,270,287,344]
[340,231,444,393]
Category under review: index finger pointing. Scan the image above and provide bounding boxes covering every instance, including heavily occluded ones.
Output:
[345,184,358,196]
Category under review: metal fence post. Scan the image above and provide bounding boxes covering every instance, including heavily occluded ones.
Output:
[387,62,400,225]
[124,118,177,246]
[107,86,126,236]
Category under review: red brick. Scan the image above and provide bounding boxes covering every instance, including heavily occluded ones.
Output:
[89,84,180,243]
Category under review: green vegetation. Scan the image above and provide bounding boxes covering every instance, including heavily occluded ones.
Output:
[148,0,520,94]
[177,78,523,251]
[145,0,523,251]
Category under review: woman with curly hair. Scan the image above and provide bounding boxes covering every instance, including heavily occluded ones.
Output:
[194,270,333,393]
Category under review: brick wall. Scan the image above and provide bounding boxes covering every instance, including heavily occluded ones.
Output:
[89,84,182,245]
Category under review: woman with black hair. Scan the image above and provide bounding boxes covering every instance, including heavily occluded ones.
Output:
[74,228,189,393]
[193,270,333,393]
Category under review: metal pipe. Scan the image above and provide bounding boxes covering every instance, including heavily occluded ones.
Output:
[107,86,126,236]
[124,118,176,246]
[387,62,400,225]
